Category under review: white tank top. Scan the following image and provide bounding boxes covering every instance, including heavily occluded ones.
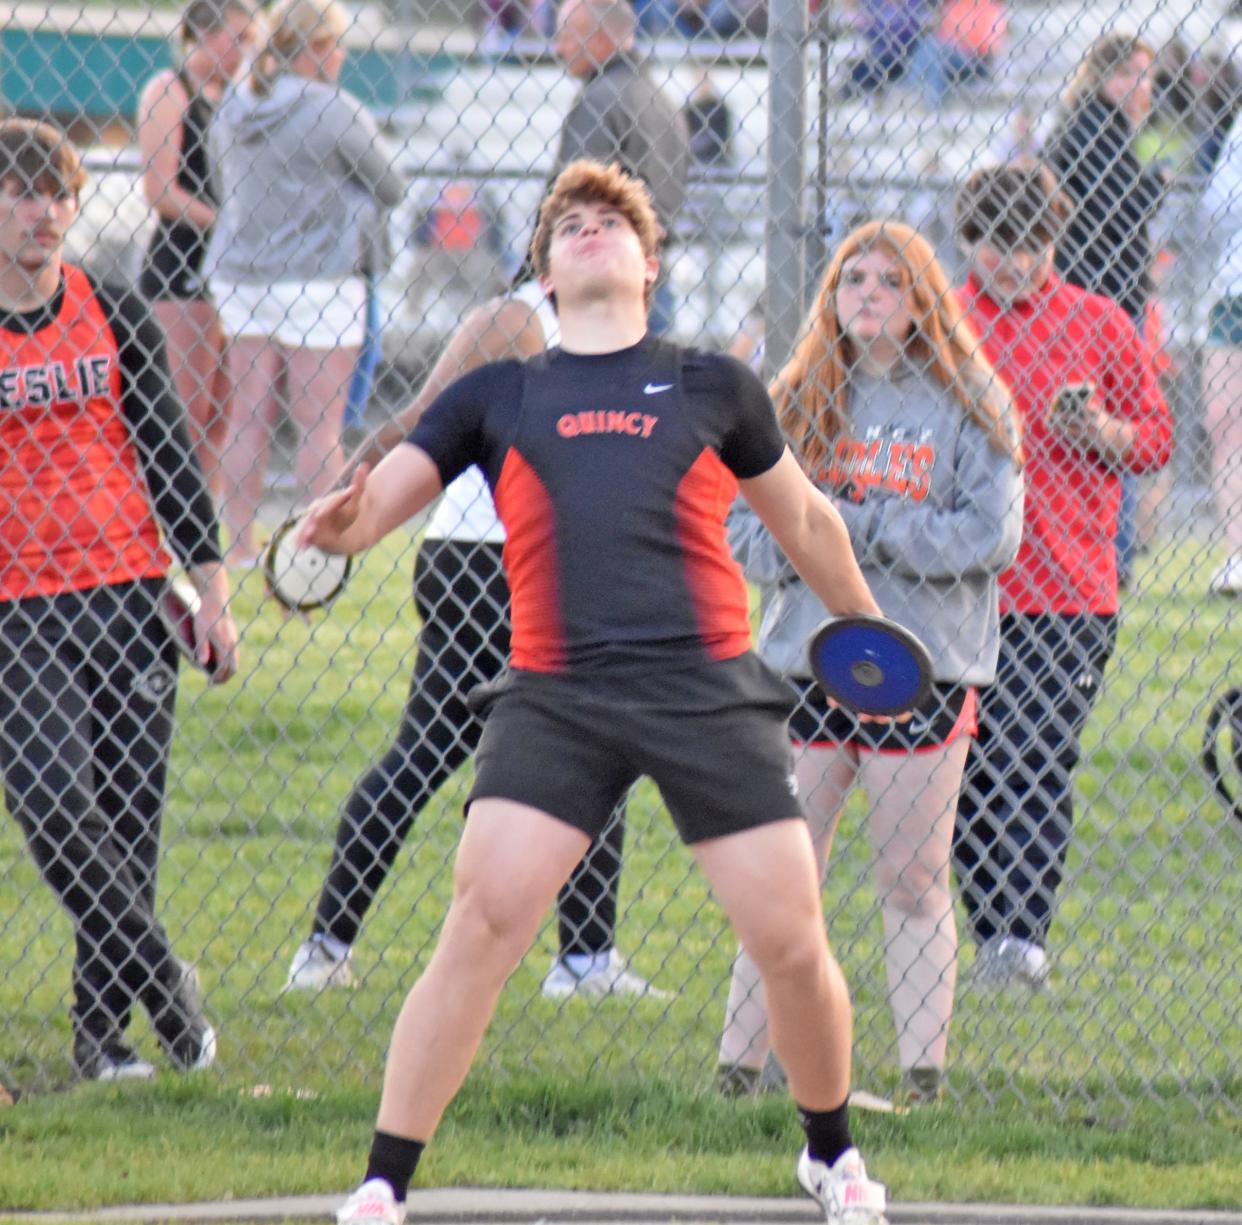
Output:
[424,281,560,543]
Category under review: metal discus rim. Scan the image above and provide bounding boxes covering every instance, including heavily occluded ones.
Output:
[262,517,354,613]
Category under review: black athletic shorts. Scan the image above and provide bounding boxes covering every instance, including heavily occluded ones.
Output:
[788,676,977,754]
[468,652,802,844]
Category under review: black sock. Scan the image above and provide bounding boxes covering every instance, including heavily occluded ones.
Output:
[365,1131,425,1203]
[797,1098,853,1168]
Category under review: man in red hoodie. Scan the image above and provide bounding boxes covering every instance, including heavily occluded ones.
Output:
[951,163,1172,988]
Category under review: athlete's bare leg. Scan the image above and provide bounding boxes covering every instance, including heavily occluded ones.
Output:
[374,799,590,1140]
[695,817,852,1109]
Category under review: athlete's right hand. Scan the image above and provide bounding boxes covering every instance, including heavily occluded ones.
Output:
[296,464,371,554]
[187,562,241,683]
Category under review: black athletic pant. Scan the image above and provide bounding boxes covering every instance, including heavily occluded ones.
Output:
[313,539,625,957]
[0,580,191,1054]
[953,612,1117,948]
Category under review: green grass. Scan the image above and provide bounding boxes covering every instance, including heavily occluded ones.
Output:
[0,529,1239,1212]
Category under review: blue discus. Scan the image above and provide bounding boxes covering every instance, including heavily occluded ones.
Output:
[808,615,933,717]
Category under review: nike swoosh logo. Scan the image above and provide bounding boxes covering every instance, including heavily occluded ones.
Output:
[644,382,673,394]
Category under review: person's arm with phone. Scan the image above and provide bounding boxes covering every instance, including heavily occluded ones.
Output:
[1049,301,1170,472]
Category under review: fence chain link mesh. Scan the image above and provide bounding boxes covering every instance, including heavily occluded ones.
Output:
[0,0,1238,1124]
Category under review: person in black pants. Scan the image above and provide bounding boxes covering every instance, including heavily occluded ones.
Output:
[284,281,666,1000]
[951,165,1172,989]
[951,614,1117,968]
[0,120,240,1081]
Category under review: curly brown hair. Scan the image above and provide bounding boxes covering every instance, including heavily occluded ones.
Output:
[531,159,662,308]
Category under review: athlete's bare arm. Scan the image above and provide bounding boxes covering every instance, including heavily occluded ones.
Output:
[739,448,883,620]
[348,297,546,472]
[298,445,444,556]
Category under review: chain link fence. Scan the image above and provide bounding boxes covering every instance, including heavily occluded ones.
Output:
[0,0,1239,1125]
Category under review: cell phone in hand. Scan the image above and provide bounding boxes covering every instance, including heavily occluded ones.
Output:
[1051,383,1093,431]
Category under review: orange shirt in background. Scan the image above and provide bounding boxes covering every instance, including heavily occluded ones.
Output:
[940,0,1006,57]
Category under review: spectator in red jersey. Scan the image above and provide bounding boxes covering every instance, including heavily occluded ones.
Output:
[0,120,239,1080]
[950,163,1172,990]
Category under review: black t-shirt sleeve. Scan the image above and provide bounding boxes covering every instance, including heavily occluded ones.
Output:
[406,361,521,487]
[692,353,785,479]
[93,281,223,566]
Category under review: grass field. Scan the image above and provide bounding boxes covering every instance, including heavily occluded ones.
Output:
[0,528,1239,1213]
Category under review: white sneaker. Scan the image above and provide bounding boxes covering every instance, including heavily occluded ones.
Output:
[336,1178,403,1225]
[541,949,672,1000]
[796,1146,889,1225]
[74,1043,157,1083]
[972,935,1050,990]
[286,937,356,992]
[1209,554,1242,596]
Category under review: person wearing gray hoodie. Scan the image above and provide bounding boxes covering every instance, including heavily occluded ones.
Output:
[718,220,1024,1107]
[205,0,404,564]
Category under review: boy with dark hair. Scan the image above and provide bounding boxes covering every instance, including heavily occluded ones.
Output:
[951,162,1172,988]
[0,119,239,1079]
[304,159,892,1225]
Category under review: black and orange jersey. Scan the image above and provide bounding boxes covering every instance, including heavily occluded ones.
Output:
[1,264,221,601]
[408,335,784,675]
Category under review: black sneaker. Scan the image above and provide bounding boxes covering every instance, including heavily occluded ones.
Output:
[717,1053,787,1098]
[717,1062,761,1097]
[895,1066,945,1107]
[73,1038,156,1082]
[151,960,217,1071]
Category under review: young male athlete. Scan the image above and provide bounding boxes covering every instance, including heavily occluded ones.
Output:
[0,119,238,1080]
[301,160,892,1225]
[285,276,664,1002]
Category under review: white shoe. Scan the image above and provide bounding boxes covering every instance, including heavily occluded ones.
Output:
[797,1146,888,1224]
[153,961,217,1071]
[184,1024,217,1071]
[541,949,672,1000]
[336,1178,403,1225]
[74,1043,157,1082]
[1209,554,1242,596]
[286,937,356,992]
[972,935,1050,990]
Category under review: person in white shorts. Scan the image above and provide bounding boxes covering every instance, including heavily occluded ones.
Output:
[285,276,666,1001]
[204,0,404,565]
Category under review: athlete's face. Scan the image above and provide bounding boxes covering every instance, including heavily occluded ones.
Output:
[834,249,913,353]
[0,177,77,274]
[964,239,1054,306]
[542,200,657,308]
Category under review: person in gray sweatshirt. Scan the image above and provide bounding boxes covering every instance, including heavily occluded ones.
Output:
[718,220,1024,1107]
[205,0,405,564]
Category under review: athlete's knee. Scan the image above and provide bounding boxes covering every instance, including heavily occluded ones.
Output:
[746,917,828,984]
[447,871,541,966]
